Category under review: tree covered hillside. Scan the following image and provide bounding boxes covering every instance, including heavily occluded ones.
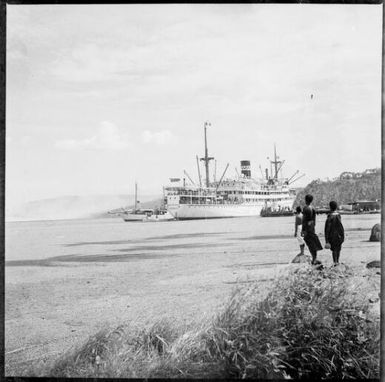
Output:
[294,169,381,208]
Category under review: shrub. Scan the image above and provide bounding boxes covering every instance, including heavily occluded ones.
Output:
[194,265,380,379]
[34,265,380,379]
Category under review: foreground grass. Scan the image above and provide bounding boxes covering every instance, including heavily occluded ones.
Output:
[32,264,380,379]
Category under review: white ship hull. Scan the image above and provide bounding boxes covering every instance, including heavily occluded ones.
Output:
[167,200,294,220]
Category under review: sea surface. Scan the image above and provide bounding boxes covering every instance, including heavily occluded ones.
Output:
[5,214,380,264]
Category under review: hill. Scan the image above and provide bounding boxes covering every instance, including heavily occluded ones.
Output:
[96,197,164,218]
[6,194,162,221]
[294,168,381,208]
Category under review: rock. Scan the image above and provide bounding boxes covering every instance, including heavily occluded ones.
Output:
[333,263,349,273]
[312,259,324,270]
[366,260,381,269]
[291,254,311,264]
[369,223,381,242]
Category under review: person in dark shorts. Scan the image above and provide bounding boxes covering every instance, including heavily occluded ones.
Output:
[301,194,323,264]
[324,200,345,266]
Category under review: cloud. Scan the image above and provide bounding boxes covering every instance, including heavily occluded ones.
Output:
[55,121,131,150]
[50,41,170,84]
[141,130,177,145]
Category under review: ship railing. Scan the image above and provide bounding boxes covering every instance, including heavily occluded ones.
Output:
[167,190,218,197]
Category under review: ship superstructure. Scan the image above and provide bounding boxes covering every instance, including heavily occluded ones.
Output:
[164,123,300,220]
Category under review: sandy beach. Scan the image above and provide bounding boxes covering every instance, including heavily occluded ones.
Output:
[5,215,381,376]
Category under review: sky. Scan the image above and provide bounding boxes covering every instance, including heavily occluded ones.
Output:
[6,4,383,209]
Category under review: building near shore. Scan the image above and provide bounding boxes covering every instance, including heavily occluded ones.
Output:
[340,168,380,180]
[347,200,381,212]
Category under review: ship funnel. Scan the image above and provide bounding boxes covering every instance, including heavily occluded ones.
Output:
[240,160,251,178]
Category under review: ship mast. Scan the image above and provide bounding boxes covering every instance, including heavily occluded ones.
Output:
[196,155,202,187]
[134,182,138,212]
[200,121,214,187]
[271,143,282,180]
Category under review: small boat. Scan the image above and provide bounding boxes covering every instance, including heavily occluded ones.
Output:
[339,210,380,215]
[142,210,175,222]
[260,207,294,217]
[338,210,356,215]
[122,183,153,222]
[314,208,330,215]
[123,208,154,222]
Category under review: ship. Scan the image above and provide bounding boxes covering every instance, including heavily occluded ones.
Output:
[164,122,302,220]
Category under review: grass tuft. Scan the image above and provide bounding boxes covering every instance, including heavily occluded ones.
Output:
[33,264,380,379]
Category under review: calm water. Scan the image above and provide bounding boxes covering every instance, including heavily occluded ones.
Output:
[5,214,380,263]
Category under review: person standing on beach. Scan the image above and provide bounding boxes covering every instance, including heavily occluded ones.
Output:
[294,206,305,256]
[301,194,323,264]
[324,201,345,266]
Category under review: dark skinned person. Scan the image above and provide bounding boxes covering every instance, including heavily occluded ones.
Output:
[324,200,345,266]
[301,194,323,265]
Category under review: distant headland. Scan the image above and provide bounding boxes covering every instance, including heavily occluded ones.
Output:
[294,168,380,208]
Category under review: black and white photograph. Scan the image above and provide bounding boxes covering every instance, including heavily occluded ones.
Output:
[4,3,382,378]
